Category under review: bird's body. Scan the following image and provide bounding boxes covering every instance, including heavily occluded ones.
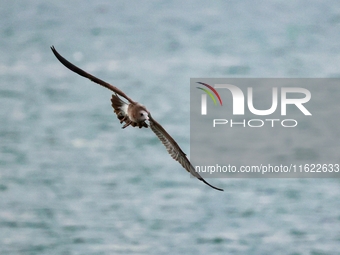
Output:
[51,46,223,191]
[111,95,149,128]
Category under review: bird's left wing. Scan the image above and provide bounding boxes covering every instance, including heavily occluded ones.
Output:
[148,115,224,191]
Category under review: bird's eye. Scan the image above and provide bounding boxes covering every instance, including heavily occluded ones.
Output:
[140,113,144,116]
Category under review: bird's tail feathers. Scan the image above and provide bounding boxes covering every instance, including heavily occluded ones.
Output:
[111,94,128,122]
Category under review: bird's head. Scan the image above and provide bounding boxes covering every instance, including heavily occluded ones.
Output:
[138,110,149,121]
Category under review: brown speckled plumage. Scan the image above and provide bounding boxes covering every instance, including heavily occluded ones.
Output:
[51,46,223,191]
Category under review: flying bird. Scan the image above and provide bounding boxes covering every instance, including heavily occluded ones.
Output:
[51,46,223,191]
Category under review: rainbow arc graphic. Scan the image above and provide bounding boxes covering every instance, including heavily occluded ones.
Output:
[196,82,223,106]
[196,82,223,115]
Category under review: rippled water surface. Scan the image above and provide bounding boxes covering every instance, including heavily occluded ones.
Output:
[1,0,340,254]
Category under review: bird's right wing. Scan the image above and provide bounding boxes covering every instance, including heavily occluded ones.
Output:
[51,46,136,104]
[148,115,223,191]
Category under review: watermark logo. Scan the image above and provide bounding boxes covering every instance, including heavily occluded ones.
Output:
[196,82,312,128]
[190,78,339,178]
[196,82,223,115]
[199,84,311,116]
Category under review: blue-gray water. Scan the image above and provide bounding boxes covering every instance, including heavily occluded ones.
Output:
[1,1,340,254]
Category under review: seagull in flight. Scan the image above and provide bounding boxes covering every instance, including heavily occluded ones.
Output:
[51,46,223,191]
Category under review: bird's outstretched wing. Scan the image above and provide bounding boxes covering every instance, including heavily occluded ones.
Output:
[51,46,223,191]
[148,115,224,191]
[50,46,136,104]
